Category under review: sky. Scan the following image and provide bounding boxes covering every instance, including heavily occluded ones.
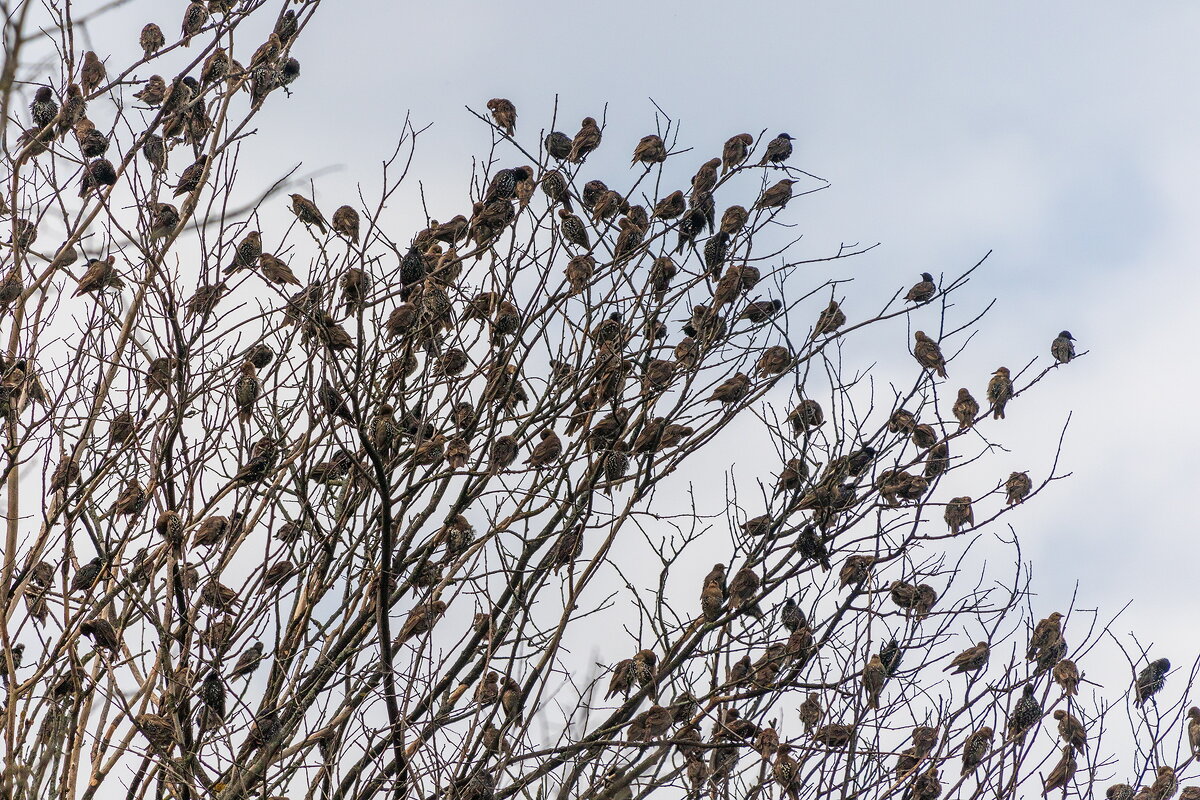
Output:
[77,0,1198,762]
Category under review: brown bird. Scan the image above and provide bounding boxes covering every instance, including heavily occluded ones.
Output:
[944,496,974,533]
[140,23,165,58]
[952,388,979,429]
[133,75,165,106]
[228,642,263,680]
[173,155,208,196]
[233,361,260,425]
[1148,767,1179,800]
[486,98,517,135]
[961,726,993,775]
[339,267,370,313]
[474,671,500,704]
[290,193,327,233]
[707,372,750,404]
[180,2,208,46]
[862,654,886,709]
[1051,330,1076,364]
[912,331,947,377]
[720,204,749,235]
[1053,658,1080,697]
[691,158,721,198]
[632,134,667,165]
[524,429,562,468]
[332,205,360,242]
[987,366,1013,419]
[1043,745,1077,796]
[652,189,686,220]
[568,117,602,163]
[799,691,824,733]
[193,516,228,548]
[564,254,594,294]
[1053,709,1087,751]
[812,300,846,338]
[754,179,796,210]
[905,272,936,303]
[788,398,824,434]
[80,51,106,95]
[772,745,800,800]
[812,723,854,748]
[757,132,794,166]
[396,600,447,644]
[911,424,936,450]
[755,345,791,377]
[146,201,179,240]
[1187,706,1200,758]
[1107,785,1135,800]
[722,133,754,173]
[135,714,176,753]
[839,555,874,588]
[1006,471,1032,505]
[155,510,184,550]
[1027,612,1063,661]
[259,253,300,286]
[74,119,108,158]
[73,255,123,297]
[738,299,782,323]
[111,479,147,516]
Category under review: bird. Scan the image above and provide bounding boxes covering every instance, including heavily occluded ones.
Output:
[738,299,782,323]
[631,134,667,166]
[757,133,794,166]
[754,179,796,210]
[29,87,57,130]
[1134,658,1171,707]
[726,567,761,615]
[73,255,123,297]
[1042,745,1077,796]
[524,429,562,468]
[173,156,208,196]
[486,98,516,135]
[905,273,936,303]
[80,618,121,652]
[912,331,947,377]
[74,119,108,158]
[558,209,589,249]
[233,362,261,424]
[1053,658,1080,697]
[707,372,750,404]
[944,496,974,533]
[1006,684,1042,742]
[1148,767,1178,800]
[798,692,824,734]
[862,654,886,709]
[1006,471,1032,505]
[230,641,264,679]
[961,726,993,775]
[951,388,979,429]
[396,600,447,644]
[568,117,602,163]
[139,23,165,58]
[332,205,360,242]
[772,745,800,800]
[1027,612,1064,661]
[259,253,301,286]
[133,75,165,106]
[135,714,176,753]
[812,300,846,338]
[80,51,106,95]
[944,641,989,674]
[722,133,754,173]
[544,130,572,160]
[980,368,1013,422]
[755,346,790,377]
[290,193,327,233]
[155,510,184,551]
[1053,709,1087,751]
[475,671,500,704]
[1052,330,1076,364]
[180,2,208,46]
[200,47,231,86]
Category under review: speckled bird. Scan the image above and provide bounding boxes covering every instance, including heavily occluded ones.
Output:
[905,272,936,303]
[987,366,1013,419]
[1006,470,1032,505]
[913,331,947,377]
[754,179,796,210]
[181,2,208,46]
[1134,658,1171,707]
[290,193,327,233]
[1052,330,1076,364]
[632,134,667,166]
[757,132,794,166]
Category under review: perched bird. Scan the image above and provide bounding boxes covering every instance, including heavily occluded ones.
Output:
[862,654,886,709]
[799,692,824,733]
[722,133,754,173]
[135,714,176,753]
[1051,330,1076,364]
[80,51,106,95]
[905,273,936,303]
[200,47,231,86]
[70,556,103,593]
[524,429,562,468]
[233,362,261,424]
[80,617,121,652]
[1188,706,1200,757]
[726,567,761,615]
[290,193,328,233]
[1006,471,1032,505]
[812,300,846,338]
[912,331,947,377]
[568,117,602,163]
[1053,658,1080,697]
[147,202,179,240]
[155,510,184,551]
[707,372,750,404]
[879,639,903,676]
[259,253,300,286]
[475,671,500,704]
[133,75,166,106]
[944,496,974,533]
[631,134,667,166]
[757,133,794,166]
[944,641,989,674]
[720,204,749,235]
[1006,683,1042,742]
[558,209,589,249]
[812,723,854,748]
[332,205,360,242]
[839,555,874,588]
[29,87,58,131]
[486,98,517,135]
[181,2,209,46]
[985,367,1015,420]
[1042,745,1077,795]
[738,299,782,323]
[140,23,165,58]
[952,388,980,429]
[754,179,796,210]
[79,159,117,196]
[230,641,264,679]
[545,130,572,160]
[1027,612,1064,661]
[1053,709,1087,751]
[1133,658,1171,707]
[173,155,209,196]
[540,170,572,211]
[961,726,993,775]
[74,118,109,158]
[772,745,800,800]
[73,255,123,297]
[396,600,447,644]
[1148,768,1178,800]
[755,345,791,377]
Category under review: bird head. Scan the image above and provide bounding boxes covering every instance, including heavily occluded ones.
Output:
[920,272,933,281]
[993,366,1010,376]
[1058,330,1075,340]
[777,133,793,140]
[1053,709,1067,720]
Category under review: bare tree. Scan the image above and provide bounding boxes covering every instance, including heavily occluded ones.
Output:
[0,3,1195,800]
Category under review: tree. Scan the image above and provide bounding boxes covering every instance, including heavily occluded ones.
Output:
[0,3,1193,800]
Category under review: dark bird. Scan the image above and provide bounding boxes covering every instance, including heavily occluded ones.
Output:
[799,692,824,733]
[135,714,176,753]
[540,170,572,211]
[70,556,103,593]
[1107,785,1135,800]
[173,156,208,196]
[140,23,165,58]
[987,366,1013,418]
[757,133,794,166]
[944,496,974,533]
[224,230,261,274]
[545,130,572,160]
[80,618,121,652]
[727,567,762,616]
[722,133,754,173]
[905,272,936,303]
[753,179,796,210]
[201,47,231,86]
[952,388,979,429]
[1027,612,1063,661]
[73,255,123,297]
[738,298,782,323]
[29,87,57,130]
[707,372,750,404]
[79,159,117,197]
[961,726,993,775]
[788,399,824,433]
[1148,767,1178,800]
[1134,658,1171,707]
[73,118,108,158]
[1042,745,1077,796]
[1007,684,1042,742]
[558,209,589,249]
[945,641,989,674]
[812,724,853,748]
[839,555,874,588]
[812,300,846,338]
[486,98,517,135]
[772,745,800,800]
[913,423,937,449]
[912,331,947,377]
[155,510,184,551]
[233,362,261,424]
[290,193,328,233]
[1052,330,1076,364]
[147,202,179,240]
[880,639,903,676]
[339,267,370,313]
[568,117,602,162]
[230,641,264,679]
[1006,471,1032,505]
[1053,658,1080,697]
[332,205,360,242]
[181,2,209,46]
[632,134,668,165]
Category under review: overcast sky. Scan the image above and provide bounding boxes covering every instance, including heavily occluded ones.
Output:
[79,0,1198,708]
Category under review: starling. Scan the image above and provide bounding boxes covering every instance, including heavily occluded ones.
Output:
[193,515,228,548]
[135,714,176,753]
[755,345,790,377]
[558,209,589,249]
[544,130,572,160]
[1107,786,1135,800]
[757,133,794,166]
[259,253,300,286]
[1007,684,1042,742]
[905,272,936,303]
[862,654,886,710]
[722,133,754,173]
[80,51,106,95]
[1148,768,1179,800]
[912,331,947,377]
[233,361,261,425]
[74,118,108,158]
[80,618,121,652]
[111,479,147,516]
[1006,470,1032,505]
[952,388,979,429]
[523,429,561,468]
[201,671,226,719]
[798,691,824,734]
[940,641,988,675]
[79,159,117,197]
[1052,658,1080,697]
[29,86,57,131]
[652,189,686,220]
[133,75,166,107]
[960,726,993,775]
[700,563,726,621]
[568,116,602,163]
[227,641,264,679]
[812,724,854,748]
[173,155,208,196]
[57,83,86,138]
[1042,745,1077,796]
[70,556,103,593]
[707,372,750,404]
[631,134,667,166]
[753,179,796,210]
[691,158,721,199]
[1134,658,1171,707]
[500,676,523,720]
[486,98,517,135]
[539,169,572,212]
[986,366,1014,419]
[155,510,184,550]
[659,423,693,449]
[1052,330,1076,364]
[139,23,165,58]
[811,300,846,339]
[703,232,730,275]
[290,193,328,233]
[774,458,807,497]
[944,496,974,533]
[181,2,208,46]
[564,254,594,294]
[788,398,824,433]
[1027,612,1064,661]
[924,440,950,479]
[1053,709,1087,751]
[839,555,874,588]
[720,205,749,236]
[880,638,902,676]
[772,745,800,800]
[108,411,135,448]
[727,567,761,615]
[201,46,231,86]
[738,298,782,323]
